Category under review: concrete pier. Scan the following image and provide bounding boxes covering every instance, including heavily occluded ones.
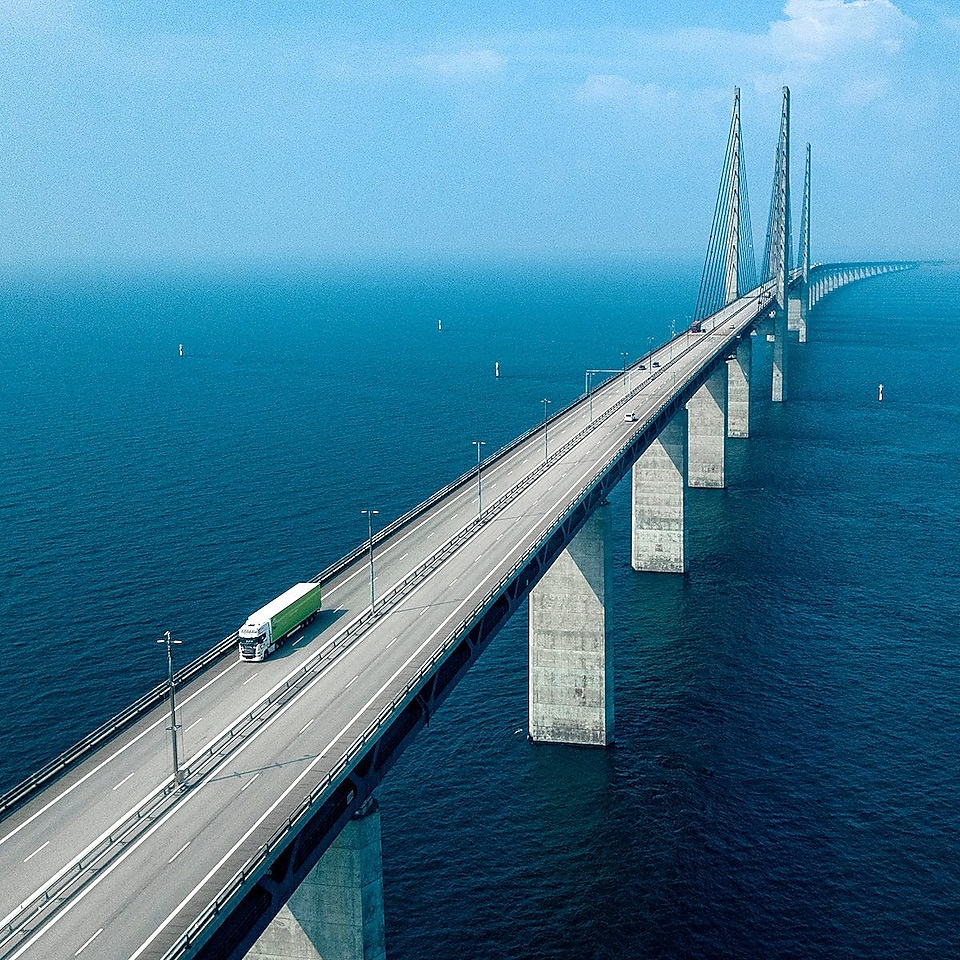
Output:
[687,367,727,488]
[772,306,788,402]
[631,412,687,573]
[528,505,612,746]
[787,293,807,343]
[247,801,386,960]
[726,337,751,439]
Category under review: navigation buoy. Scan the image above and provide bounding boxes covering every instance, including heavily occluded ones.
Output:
[179,343,183,357]
[495,361,500,378]
[878,383,883,402]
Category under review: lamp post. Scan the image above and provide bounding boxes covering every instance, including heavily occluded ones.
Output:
[361,509,379,611]
[157,630,184,786]
[472,440,486,518]
[541,398,551,460]
[620,351,629,393]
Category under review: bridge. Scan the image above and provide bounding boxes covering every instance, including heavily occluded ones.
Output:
[0,88,915,960]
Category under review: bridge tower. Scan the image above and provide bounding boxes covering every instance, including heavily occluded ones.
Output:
[693,87,757,322]
[724,87,744,305]
[788,142,811,342]
[799,142,811,290]
[764,86,791,401]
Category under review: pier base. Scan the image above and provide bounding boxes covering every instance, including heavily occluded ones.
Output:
[529,505,612,746]
[727,337,751,439]
[631,413,687,573]
[247,801,386,960]
[687,367,727,488]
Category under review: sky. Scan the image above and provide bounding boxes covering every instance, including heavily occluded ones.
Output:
[0,0,957,270]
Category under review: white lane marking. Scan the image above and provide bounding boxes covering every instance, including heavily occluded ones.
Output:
[346,675,359,689]
[451,577,458,585]
[242,674,258,686]
[292,636,305,646]
[168,841,190,864]
[23,840,50,863]
[399,553,408,560]
[386,637,398,649]
[74,927,102,956]
[0,657,242,850]
[185,718,203,733]
[299,718,315,735]
[112,772,135,792]
[240,773,261,793]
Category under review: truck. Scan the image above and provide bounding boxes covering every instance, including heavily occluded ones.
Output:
[690,319,704,333]
[238,582,323,662]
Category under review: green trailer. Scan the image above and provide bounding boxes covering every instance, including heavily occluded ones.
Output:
[238,581,323,662]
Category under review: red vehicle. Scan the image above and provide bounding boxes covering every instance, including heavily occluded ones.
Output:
[690,319,704,333]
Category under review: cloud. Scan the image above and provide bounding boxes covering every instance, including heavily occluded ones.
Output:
[417,49,506,80]
[566,1,916,117]
[767,0,916,63]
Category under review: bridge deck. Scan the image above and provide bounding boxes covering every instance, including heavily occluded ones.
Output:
[0,282,777,960]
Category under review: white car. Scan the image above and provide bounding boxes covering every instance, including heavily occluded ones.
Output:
[623,411,638,422]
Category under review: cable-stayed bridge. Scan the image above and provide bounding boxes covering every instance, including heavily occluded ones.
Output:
[0,88,915,960]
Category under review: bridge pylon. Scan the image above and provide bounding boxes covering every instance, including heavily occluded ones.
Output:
[764,86,791,401]
[789,142,812,341]
[693,87,757,322]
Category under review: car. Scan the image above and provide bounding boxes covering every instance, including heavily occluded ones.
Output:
[652,361,661,368]
[623,411,638,422]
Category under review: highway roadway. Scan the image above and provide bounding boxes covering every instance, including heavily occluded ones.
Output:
[0,282,775,960]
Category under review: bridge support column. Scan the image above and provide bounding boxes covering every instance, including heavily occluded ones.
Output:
[631,412,687,573]
[687,367,727,488]
[787,293,807,342]
[727,337,751,439]
[247,801,386,960]
[529,504,612,746]
[772,306,788,402]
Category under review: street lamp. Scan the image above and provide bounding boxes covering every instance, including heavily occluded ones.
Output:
[156,630,184,786]
[541,398,551,460]
[472,440,486,518]
[361,509,379,611]
[620,351,629,393]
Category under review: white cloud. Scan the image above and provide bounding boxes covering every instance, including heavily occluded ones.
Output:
[767,0,916,63]
[417,49,506,80]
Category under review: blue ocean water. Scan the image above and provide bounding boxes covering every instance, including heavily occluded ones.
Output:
[1,261,958,957]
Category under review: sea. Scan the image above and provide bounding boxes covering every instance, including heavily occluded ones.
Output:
[1,259,958,959]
